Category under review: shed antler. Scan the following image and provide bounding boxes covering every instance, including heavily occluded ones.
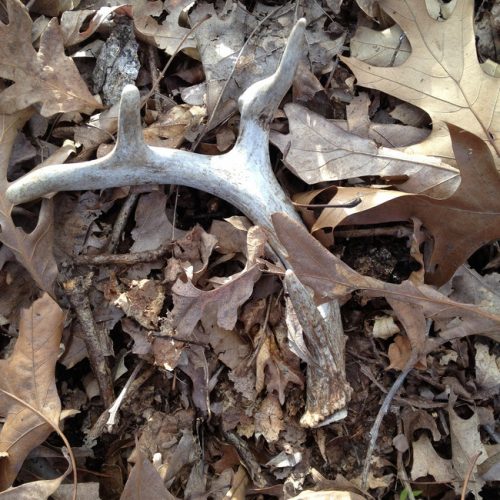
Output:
[7,18,351,427]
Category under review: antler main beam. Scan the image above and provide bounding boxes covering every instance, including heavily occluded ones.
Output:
[7,18,352,427]
[7,21,307,235]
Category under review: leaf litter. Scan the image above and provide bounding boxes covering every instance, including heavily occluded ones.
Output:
[0,0,499,499]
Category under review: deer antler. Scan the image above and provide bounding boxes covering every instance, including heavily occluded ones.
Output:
[7,18,351,427]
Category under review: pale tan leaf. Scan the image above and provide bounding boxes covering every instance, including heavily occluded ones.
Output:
[272,103,458,196]
[350,24,411,67]
[133,0,198,57]
[342,0,500,157]
[474,344,500,391]
[411,434,455,482]
[0,0,101,116]
[0,294,65,490]
[449,399,487,496]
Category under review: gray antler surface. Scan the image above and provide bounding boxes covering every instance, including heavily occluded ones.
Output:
[7,18,352,427]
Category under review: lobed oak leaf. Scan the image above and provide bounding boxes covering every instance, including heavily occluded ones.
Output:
[341,0,500,158]
[0,0,102,116]
[172,265,261,337]
[0,111,58,292]
[308,125,500,285]
[0,294,65,490]
[132,0,198,57]
[272,103,459,197]
[272,212,500,346]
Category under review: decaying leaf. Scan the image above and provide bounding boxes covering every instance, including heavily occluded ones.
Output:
[449,397,488,497]
[121,448,176,500]
[0,111,58,292]
[310,125,500,285]
[350,24,411,67]
[342,0,500,158]
[114,279,165,329]
[133,0,198,57]
[0,0,101,116]
[410,434,455,483]
[0,294,65,490]
[171,226,266,337]
[272,212,500,346]
[254,394,284,443]
[271,103,458,197]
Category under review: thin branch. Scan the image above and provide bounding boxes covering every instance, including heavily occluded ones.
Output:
[63,275,115,408]
[361,350,418,490]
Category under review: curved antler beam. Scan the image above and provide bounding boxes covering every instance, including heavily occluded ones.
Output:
[7,19,307,236]
[7,18,352,427]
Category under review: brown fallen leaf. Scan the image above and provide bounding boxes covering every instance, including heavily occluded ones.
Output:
[0,111,58,292]
[310,125,500,285]
[60,5,129,47]
[449,395,488,497]
[120,448,177,500]
[411,434,455,483]
[341,0,500,158]
[133,0,198,57]
[0,0,101,116]
[0,294,65,490]
[272,213,500,346]
[172,265,261,337]
[171,226,266,337]
[271,103,458,197]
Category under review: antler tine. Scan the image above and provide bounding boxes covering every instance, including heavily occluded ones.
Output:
[237,18,306,125]
[114,84,149,158]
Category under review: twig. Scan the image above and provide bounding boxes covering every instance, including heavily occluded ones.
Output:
[146,45,162,112]
[460,451,482,500]
[107,360,145,428]
[63,274,115,408]
[333,225,413,239]
[361,350,418,490]
[74,242,172,265]
[106,193,139,253]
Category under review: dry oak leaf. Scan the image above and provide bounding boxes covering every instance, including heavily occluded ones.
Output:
[120,448,177,500]
[341,0,500,158]
[132,0,198,57]
[0,0,101,116]
[0,111,58,292]
[271,103,458,197]
[0,293,65,490]
[171,264,261,337]
[272,213,500,346]
[310,125,500,286]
